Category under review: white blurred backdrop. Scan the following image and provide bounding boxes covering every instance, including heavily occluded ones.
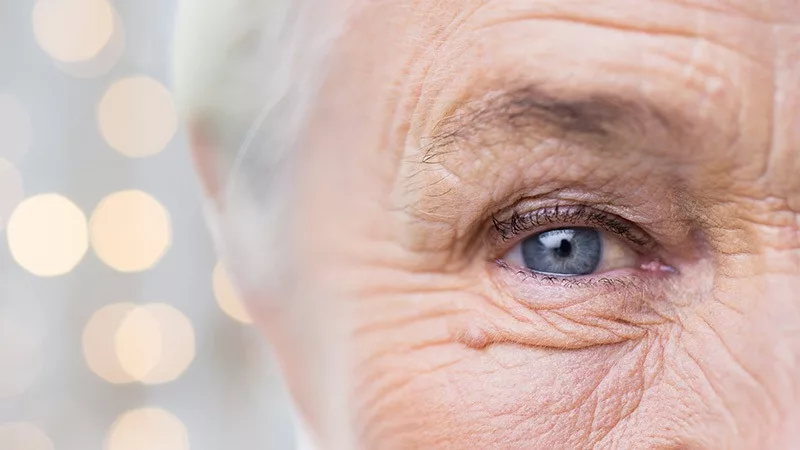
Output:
[0,0,297,448]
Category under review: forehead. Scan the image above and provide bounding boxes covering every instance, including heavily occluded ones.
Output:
[319,0,799,194]
[338,0,800,92]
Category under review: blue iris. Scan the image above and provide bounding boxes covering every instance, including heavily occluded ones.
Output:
[521,227,602,276]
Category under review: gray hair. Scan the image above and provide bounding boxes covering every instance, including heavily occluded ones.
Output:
[172,0,344,192]
[172,0,346,293]
[173,4,357,448]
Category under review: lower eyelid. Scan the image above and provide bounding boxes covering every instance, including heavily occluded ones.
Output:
[472,261,674,350]
[496,256,675,288]
[495,258,638,288]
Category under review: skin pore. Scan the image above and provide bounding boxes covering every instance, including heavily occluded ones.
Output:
[195,0,800,448]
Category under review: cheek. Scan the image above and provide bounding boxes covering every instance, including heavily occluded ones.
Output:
[345,269,782,448]
[319,236,677,447]
[352,318,666,449]
[340,258,666,448]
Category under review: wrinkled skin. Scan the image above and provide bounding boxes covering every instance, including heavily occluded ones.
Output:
[205,0,800,448]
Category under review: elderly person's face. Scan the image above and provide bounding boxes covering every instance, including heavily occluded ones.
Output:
[186,0,800,448]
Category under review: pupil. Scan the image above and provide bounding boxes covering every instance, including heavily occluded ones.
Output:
[555,239,572,258]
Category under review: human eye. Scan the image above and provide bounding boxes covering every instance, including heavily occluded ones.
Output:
[493,204,674,281]
[505,226,628,276]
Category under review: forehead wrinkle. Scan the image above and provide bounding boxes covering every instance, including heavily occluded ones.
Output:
[667,0,792,23]
[473,0,776,63]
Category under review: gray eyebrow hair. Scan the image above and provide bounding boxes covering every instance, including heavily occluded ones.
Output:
[419,85,685,164]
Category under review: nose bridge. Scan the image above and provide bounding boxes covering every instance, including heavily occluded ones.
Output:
[691,207,800,439]
[774,408,800,449]
[767,24,800,207]
[717,190,800,272]
[736,206,800,347]
[770,371,800,449]
[696,270,800,445]
[740,260,800,426]
[752,204,800,276]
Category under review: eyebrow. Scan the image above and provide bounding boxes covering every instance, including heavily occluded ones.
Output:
[419,84,690,163]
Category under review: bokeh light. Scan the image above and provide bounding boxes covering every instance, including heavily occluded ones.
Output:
[7,193,88,277]
[106,408,189,450]
[0,93,33,162]
[0,159,25,231]
[2,0,291,447]
[82,303,137,384]
[97,76,177,157]
[54,5,125,79]
[84,303,195,384]
[0,422,54,450]
[139,304,195,385]
[212,261,253,324]
[90,190,172,272]
[115,307,163,382]
[32,0,114,63]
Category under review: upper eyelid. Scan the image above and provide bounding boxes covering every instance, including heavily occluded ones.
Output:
[492,205,598,240]
[489,204,656,250]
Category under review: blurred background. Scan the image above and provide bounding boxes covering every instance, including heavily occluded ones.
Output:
[0,0,297,448]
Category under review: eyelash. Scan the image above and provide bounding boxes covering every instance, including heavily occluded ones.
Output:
[490,204,653,249]
[493,258,642,289]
